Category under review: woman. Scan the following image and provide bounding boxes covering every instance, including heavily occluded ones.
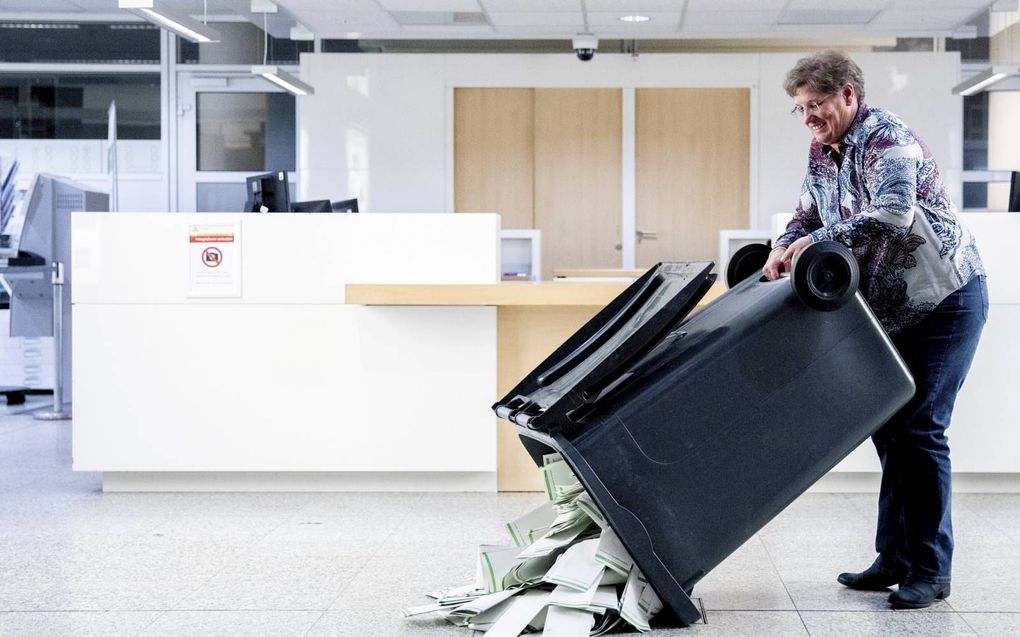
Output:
[763,50,987,609]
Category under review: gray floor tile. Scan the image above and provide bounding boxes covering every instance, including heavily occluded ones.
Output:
[0,579,59,612]
[959,612,1020,636]
[0,610,161,637]
[800,610,978,636]
[785,581,950,612]
[28,578,207,612]
[175,571,356,611]
[308,610,466,637]
[330,554,476,611]
[944,579,1020,613]
[672,610,809,636]
[693,569,796,611]
[138,610,322,637]
[772,555,874,583]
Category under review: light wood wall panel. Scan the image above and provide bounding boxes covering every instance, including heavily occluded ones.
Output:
[454,88,535,229]
[534,88,622,280]
[635,88,750,267]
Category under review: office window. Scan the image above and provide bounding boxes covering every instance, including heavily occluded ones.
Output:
[0,74,160,140]
[196,92,295,172]
[0,22,159,64]
[961,92,989,210]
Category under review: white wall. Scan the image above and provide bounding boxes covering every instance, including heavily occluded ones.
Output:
[299,52,962,234]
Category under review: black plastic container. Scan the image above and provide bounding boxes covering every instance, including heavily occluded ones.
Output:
[493,250,914,625]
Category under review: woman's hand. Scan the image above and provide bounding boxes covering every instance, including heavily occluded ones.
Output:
[762,235,813,280]
[762,246,787,280]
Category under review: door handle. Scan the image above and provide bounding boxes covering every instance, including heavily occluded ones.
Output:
[636,229,658,242]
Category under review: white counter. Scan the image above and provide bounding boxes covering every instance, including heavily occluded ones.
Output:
[72,212,500,491]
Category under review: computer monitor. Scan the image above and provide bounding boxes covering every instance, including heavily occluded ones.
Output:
[244,171,290,212]
[0,158,19,255]
[291,199,332,213]
[331,197,359,213]
[1,158,18,234]
[1008,171,1020,213]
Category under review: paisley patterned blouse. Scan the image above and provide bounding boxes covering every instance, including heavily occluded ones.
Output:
[775,103,984,334]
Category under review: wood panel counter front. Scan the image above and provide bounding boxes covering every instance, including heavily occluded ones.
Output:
[346,281,724,491]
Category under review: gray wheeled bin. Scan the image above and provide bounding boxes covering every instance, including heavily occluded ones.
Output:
[492,242,915,626]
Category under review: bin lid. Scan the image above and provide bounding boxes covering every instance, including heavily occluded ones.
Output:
[494,261,715,434]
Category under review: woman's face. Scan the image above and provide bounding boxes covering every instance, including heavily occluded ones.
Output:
[793,85,857,148]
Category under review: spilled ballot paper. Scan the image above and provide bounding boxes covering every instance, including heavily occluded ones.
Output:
[401,454,664,636]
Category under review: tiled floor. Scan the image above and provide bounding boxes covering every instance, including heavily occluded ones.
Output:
[1,401,1019,636]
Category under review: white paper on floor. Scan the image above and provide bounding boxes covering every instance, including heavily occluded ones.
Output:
[401,453,664,636]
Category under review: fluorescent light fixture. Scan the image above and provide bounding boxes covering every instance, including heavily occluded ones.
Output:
[619,15,651,23]
[952,66,1016,96]
[119,0,219,43]
[252,65,315,96]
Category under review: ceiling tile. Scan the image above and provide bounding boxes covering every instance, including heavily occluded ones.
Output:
[778,9,881,25]
[785,0,891,9]
[685,0,786,9]
[488,12,583,26]
[480,0,581,11]
[871,8,980,26]
[684,10,781,26]
[378,0,481,10]
[584,0,685,10]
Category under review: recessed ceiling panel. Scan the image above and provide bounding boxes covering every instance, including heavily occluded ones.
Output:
[586,11,682,27]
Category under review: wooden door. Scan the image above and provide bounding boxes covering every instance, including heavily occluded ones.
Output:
[533,88,622,279]
[454,88,535,229]
[635,88,750,267]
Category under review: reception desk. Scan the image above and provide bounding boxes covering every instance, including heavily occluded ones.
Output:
[72,212,502,491]
[73,211,1019,493]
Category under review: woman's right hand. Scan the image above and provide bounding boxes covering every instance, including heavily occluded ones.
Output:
[762,246,787,280]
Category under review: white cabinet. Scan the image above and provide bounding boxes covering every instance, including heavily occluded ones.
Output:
[0,310,54,389]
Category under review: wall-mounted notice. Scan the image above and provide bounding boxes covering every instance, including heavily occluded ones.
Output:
[187,222,241,297]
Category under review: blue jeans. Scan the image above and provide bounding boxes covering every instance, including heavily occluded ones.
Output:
[872,275,988,584]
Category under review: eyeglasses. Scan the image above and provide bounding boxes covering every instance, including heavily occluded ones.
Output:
[791,94,834,118]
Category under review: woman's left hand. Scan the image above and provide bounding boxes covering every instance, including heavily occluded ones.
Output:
[780,235,814,274]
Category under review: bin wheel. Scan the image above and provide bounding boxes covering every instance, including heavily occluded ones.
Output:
[726,243,771,288]
[791,240,859,311]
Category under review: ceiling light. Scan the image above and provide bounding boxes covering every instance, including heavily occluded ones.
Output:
[952,66,1016,96]
[252,65,315,96]
[118,0,219,43]
[619,15,651,23]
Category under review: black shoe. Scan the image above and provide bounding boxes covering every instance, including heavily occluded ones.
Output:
[889,580,951,609]
[837,564,901,591]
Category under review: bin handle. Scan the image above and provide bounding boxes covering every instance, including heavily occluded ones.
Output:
[536,272,664,388]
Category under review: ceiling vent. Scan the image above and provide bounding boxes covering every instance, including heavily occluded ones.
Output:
[390,11,489,27]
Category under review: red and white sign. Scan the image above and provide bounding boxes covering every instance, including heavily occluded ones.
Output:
[187,222,240,297]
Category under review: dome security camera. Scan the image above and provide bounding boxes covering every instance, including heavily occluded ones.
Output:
[572,34,598,61]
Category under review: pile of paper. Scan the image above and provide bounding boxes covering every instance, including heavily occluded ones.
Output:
[401,453,664,636]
